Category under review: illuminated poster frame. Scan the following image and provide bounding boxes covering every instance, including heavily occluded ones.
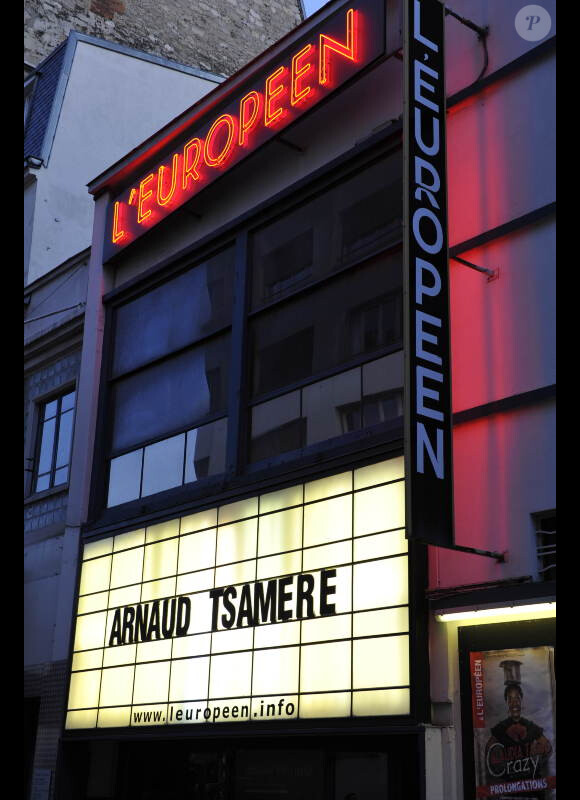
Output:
[103,0,387,262]
[66,458,413,730]
[403,0,454,546]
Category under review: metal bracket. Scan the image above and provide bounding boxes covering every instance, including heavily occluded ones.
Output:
[452,255,498,282]
[444,6,489,40]
[277,137,305,154]
[436,543,508,563]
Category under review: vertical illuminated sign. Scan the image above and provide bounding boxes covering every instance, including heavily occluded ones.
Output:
[403,0,454,546]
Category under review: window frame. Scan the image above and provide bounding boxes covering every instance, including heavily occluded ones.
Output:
[30,385,76,496]
[92,126,405,523]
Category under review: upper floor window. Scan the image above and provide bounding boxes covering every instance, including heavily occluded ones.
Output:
[33,389,76,492]
[102,138,404,510]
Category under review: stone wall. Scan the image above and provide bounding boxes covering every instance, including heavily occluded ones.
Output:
[24,0,304,77]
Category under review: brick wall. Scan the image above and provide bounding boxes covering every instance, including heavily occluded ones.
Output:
[24,0,304,77]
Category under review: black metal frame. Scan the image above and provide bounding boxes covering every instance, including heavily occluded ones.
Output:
[86,123,405,533]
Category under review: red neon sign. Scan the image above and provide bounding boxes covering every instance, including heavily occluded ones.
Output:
[104,0,385,259]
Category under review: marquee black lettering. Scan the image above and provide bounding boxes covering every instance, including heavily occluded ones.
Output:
[108,607,122,647]
[146,600,161,641]
[254,580,277,624]
[121,605,135,644]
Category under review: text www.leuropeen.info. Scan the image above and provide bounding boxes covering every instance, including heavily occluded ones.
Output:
[132,698,297,725]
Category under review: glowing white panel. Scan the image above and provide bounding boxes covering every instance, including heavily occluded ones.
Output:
[331,566,353,614]
[353,530,407,561]
[68,671,101,709]
[140,577,176,602]
[256,551,301,581]
[110,548,143,589]
[69,457,411,729]
[178,528,216,573]
[305,471,352,502]
[113,529,145,552]
[252,647,299,695]
[353,688,410,716]
[77,592,108,614]
[72,650,103,671]
[216,518,257,565]
[172,633,211,659]
[354,482,405,536]
[108,585,141,609]
[176,569,214,595]
[303,495,352,547]
[97,707,131,727]
[211,627,253,654]
[66,709,98,729]
[353,557,408,610]
[142,539,178,582]
[354,457,404,490]
[209,652,252,698]
[353,607,409,638]
[145,518,179,543]
[253,621,300,649]
[99,665,134,706]
[169,657,210,702]
[303,541,351,571]
[103,644,136,668]
[79,556,111,596]
[181,508,217,534]
[300,641,351,692]
[215,560,256,588]
[299,692,351,718]
[73,611,107,651]
[260,485,303,514]
[136,639,172,663]
[133,662,170,705]
[83,539,113,560]
[218,497,258,525]
[353,636,409,688]
[258,507,303,556]
[186,593,214,634]
[301,613,351,644]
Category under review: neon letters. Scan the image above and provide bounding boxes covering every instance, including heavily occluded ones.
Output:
[106,2,384,254]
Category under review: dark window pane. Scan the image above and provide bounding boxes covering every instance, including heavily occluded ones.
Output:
[250,251,402,397]
[253,327,314,395]
[53,466,69,486]
[35,474,50,493]
[37,417,56,475]
[61,390,75,413]
[43,400,58,421]
[112,246,235,376]
[250,152,402,309]
[250,392,302,462]
[55,409,73,468]
[303,368,361,446]
[111,336,230,452]
[185,418,228,482]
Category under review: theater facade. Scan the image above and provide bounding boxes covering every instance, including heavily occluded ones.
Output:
[57,1,556,797]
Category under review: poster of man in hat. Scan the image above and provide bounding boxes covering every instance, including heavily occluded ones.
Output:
[470,646,556,799]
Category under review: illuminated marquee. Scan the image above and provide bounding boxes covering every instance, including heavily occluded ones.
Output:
[66,457,411,730]
[104,0,385,260]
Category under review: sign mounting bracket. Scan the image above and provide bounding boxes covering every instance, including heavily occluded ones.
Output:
[451,255,498,281]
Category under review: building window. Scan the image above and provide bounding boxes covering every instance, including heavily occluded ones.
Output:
[535,511,556,581]
[106,246,235,506]
[102,140,404,508]
[33,389,76,493]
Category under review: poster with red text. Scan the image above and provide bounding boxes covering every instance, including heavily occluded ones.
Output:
[470,647,556,799]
